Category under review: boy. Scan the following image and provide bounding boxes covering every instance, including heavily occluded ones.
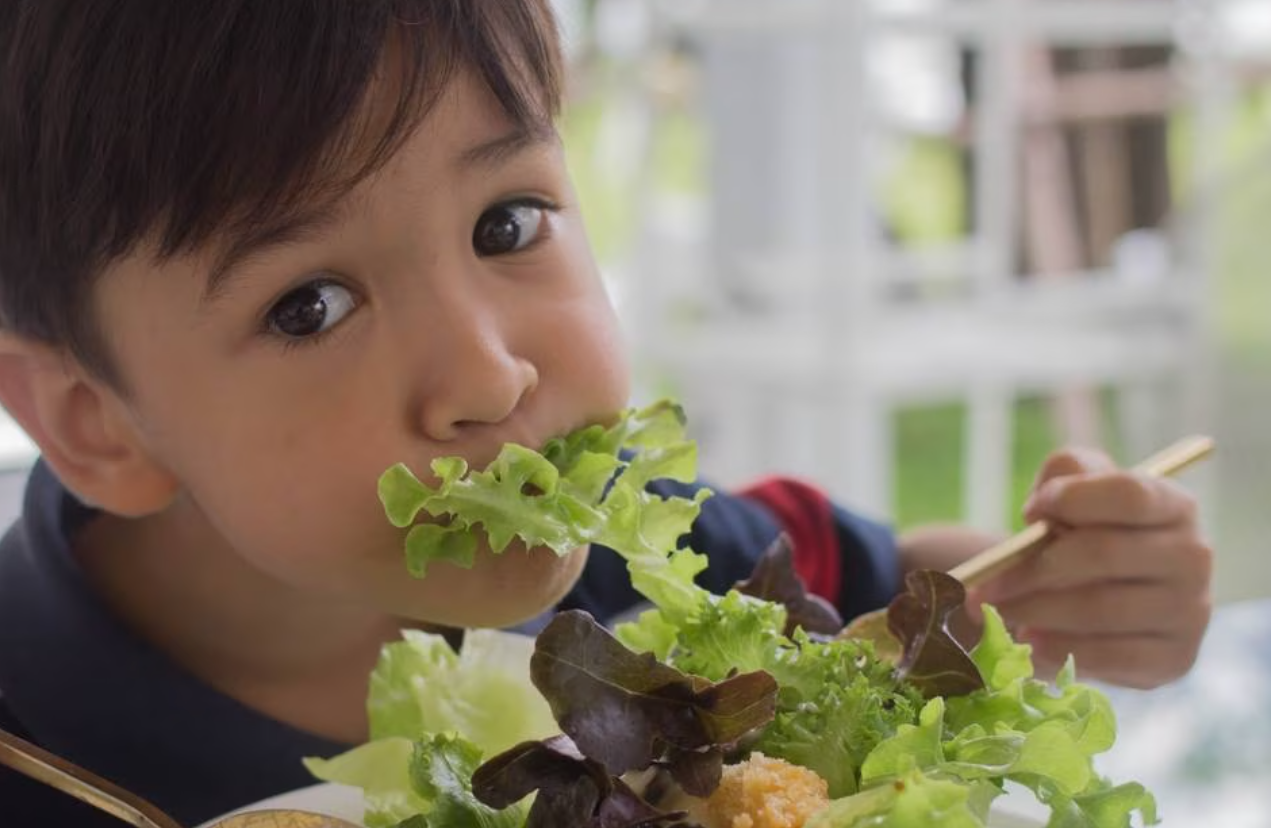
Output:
[0,2,1211,826]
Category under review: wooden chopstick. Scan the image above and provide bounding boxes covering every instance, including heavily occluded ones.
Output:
[948,435,1215,588]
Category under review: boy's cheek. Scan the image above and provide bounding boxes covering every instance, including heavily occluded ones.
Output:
[217,492,591,627]
[370,540,592,628]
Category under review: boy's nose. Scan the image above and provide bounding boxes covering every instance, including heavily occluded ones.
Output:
[415,321,539,443]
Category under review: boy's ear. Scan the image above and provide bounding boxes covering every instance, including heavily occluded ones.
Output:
[0,332,179,517]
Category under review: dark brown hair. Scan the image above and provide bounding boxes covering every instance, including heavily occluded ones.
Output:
[0,0,563,383]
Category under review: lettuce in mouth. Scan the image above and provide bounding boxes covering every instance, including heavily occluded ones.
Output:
[309,401,1158,828]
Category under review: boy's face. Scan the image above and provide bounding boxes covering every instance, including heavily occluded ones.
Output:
[88,71,630,628]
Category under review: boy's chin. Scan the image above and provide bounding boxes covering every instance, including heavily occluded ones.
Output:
[393,541,591,629]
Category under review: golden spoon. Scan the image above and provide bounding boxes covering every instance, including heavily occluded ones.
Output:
[0,726,360,828]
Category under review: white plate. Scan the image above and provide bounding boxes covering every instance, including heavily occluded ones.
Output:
[201,782,1046,827]
[197,782,364,827]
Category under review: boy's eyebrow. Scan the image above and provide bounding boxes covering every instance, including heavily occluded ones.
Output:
[456,125,556,170]
[202,202,351,306]
[200,127,556,305]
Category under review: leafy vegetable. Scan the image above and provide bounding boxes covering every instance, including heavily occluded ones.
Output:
[397,734,527,828]
[804,768,1000,828]
[377,401,703,580]
[734,534,844,637]
[366,629,557,755]
[833,607,1157,828]
[472,735,691,828]
[889,570,985,699]
[315,399,1160,828]
[612,537,924,801]
[306,628,557,827]
[750,630,925,799]
[304,738,427,828]
[529,610,778,788]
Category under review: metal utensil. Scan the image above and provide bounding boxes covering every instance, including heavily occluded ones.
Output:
[0,725,360,828]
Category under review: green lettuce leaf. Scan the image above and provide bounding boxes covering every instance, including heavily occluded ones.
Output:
[805,768,999,828]
[306,628,558,827]
[304,738,427,828]
[612,607,680,662]
[753,631,925,799]
[853,608,1157,828]
[1038,777,1159,828]
[637,577,921,801]
[358,400,1160,828]
[395,733,527,828]
[663,589,788,681]
[366,629,557,757]
[378,400,712,589]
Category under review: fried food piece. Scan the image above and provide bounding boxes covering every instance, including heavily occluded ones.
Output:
[703,752,830,828]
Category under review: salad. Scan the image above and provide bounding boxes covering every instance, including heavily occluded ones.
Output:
[306,401,1158,828]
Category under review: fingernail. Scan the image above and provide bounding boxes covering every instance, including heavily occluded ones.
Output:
[1022,483,1055,521]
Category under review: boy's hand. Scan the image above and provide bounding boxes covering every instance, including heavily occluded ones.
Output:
[966,447,1213,689]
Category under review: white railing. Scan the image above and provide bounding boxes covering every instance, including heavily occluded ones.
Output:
[619,0,1241,530]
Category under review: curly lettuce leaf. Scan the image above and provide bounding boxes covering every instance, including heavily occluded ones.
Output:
[365,401,1159,828]
[617,569,921,801]
[661,589,788,681]
[861,698,1090,795]
[751,631,925,799]
[805,768,999,828]
[612,607,680,662]
[379,400,713,592]
[395,733,527,828]
[852,608,1157,828]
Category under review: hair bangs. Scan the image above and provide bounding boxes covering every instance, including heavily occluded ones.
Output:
[154,0,565,259]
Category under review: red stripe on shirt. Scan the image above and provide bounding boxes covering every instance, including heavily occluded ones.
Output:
[738,477,841,602]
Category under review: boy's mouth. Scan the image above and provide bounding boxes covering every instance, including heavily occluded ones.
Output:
[380,401,690,581]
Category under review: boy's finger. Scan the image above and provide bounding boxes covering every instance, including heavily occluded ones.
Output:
[971,525,1212,600]
[990,581,1208,637]
[1029,446,1118,491]
[1022,629,1204,689]
[1022,472,1196,527]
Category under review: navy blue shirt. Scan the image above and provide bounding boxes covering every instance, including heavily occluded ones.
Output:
[0,461,899,827]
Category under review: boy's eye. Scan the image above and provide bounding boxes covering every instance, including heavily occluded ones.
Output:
[266,280,358,340]
[472,200,549,257]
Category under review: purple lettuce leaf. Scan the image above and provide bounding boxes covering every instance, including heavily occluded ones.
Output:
[529,610,778,777]
[471,735,692,828]
[734,533,843,637]
[888,570,985,699]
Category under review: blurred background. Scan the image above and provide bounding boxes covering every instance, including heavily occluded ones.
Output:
[546,0,1269,598]
[545,0,1271,822]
